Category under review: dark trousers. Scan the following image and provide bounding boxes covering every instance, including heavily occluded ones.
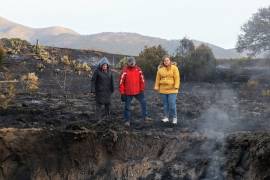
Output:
[124,93,147,122]
[96,102,110,120]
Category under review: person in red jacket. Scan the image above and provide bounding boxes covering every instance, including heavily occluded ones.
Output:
[119,57,151,127]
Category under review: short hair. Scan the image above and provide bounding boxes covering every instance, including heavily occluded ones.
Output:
[127,56,136,66]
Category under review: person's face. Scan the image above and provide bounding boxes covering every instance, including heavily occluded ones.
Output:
[128,63,135,67]
[102,64,108,70]
[128,60,136,67]
[163,57,171,66]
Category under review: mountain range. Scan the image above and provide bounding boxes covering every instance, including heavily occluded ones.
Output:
[0,16,243,59]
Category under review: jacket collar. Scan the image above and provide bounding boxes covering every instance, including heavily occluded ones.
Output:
[158,62,177,69]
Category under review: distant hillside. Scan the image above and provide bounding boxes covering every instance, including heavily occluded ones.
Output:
[0,16,244,59]
[38,32,244,59]
[0,16,79,42]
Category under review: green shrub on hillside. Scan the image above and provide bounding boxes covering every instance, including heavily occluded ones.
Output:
[185,44,216,81]
[0,38,31,54]
[116,57,128,69]
[174,38,217,81]
[137,45,168,78]
[0,46,5,65]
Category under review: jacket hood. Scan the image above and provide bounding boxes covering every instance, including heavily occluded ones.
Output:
[158,61,177,69]
[98,57,110,68]
[127,56,136,66]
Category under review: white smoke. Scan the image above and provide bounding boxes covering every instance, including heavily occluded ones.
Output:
[198,86,240,180]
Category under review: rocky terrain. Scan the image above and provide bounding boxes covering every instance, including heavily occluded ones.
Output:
[0,39,270,179]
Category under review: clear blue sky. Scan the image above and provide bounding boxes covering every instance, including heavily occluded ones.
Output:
[0,0,269,49]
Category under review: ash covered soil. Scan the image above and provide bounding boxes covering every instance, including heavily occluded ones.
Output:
[1,43,270,180]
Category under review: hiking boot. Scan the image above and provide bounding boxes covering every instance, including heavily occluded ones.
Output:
[124,121,130,127]
[161,117,169,122]
[105,114,111,121]
[172,118,177,124]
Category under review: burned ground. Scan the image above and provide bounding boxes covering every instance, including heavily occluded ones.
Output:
[0,43,270,179]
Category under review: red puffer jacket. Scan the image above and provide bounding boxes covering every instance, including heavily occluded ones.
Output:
[119,66,145,95]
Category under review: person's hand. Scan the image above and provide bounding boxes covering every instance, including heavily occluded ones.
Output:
[121,94,126,102]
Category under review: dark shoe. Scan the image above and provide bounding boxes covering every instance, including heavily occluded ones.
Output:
[105,112,111,121]
[121,95,127,102]
[104,115,111,121]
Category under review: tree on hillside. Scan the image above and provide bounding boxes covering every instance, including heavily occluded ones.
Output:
[176,37,195,58]
[186,44,216,81]
[174,40,216,81]
[173,38,195,81]
[137,45,168,78]
[236,6,270,56]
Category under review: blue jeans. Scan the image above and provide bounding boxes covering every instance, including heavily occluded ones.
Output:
[124,93,147,122]
[160,93,177,119]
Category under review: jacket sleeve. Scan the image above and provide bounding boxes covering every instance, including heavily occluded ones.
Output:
[91,70,98,93]
[111,73,114,93]
[154,69,160,90]
[119,69,127,95]
[174,66,180,89]
[138,68,145,92]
